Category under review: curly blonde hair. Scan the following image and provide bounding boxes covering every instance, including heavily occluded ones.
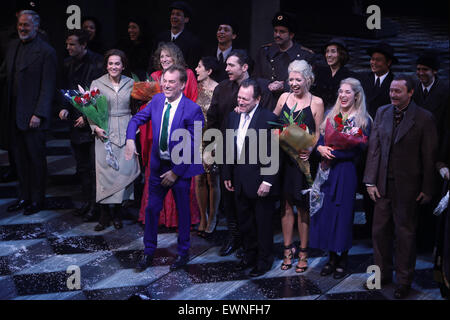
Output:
[153,42,187,71]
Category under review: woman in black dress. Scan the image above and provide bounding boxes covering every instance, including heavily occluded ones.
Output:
[273,60,324,273]
[312,38,356,112]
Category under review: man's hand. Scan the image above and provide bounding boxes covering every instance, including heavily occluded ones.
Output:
[74,116,86,128]
[124,139,138,161]
[367,186,381,202]
[224,180,234,192]
[416,192,431,205]
[268,81,284,92]
[29,115,41,128]
[257,183,271,197]
[160,170,178,188]
[59,109,69,120]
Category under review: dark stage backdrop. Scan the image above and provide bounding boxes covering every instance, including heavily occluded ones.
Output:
[0,0,448,71]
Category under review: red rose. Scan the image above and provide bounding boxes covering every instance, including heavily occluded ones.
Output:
[358,128,363,136]
[334,115,343,125]
[337,124,344,132]
[74,96,82,104]
[300,124,307,131]
[96,89,100,95]
[91,90,97,97]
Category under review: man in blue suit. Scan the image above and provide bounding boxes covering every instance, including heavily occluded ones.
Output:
[125,65,205,271]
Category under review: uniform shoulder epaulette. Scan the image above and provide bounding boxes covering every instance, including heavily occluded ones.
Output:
[300,46,315,54]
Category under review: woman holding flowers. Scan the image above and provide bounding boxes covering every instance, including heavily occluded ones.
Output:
[273,60,324,273]
[310,77,372,279]
[90,49,140,231]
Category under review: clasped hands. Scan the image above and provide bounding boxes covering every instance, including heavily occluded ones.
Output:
[224,180,271,197]
[59,109,86,128]
[367,185,431,205]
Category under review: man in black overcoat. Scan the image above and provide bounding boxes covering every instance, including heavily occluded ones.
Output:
[2,10,56,215]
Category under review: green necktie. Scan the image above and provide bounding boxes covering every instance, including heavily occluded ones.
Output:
[160,103,172,152]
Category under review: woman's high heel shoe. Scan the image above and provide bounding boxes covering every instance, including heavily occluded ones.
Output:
[205,211,218,234]
[280,244,296,271]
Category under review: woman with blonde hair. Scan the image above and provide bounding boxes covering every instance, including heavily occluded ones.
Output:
[273,60,324,273]
[310,77,372,279]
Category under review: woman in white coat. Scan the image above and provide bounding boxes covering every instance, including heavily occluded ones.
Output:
[90,49,140,231]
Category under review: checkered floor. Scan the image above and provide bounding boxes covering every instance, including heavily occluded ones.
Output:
[0,15,447,301]
[0,130,444,301]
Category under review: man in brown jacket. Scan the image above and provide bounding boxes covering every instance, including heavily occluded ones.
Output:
[363,74,438,299]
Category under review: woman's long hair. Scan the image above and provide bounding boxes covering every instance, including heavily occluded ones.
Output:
[320,77,372,134]
[152,42,187,71]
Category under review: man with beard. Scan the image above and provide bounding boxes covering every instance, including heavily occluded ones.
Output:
[2,10,56,215]
[252,12,315,103]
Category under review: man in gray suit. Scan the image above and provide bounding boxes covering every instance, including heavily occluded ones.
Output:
[363,74,438,299]
[2,10,56,215]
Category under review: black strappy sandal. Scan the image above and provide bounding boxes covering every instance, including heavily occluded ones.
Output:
[295,247,309,273]
[280,244,296,271]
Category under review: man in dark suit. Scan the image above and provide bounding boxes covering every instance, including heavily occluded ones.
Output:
[59,29,104,221]
[412,51,449,252]
[361,42,397,119]
[413,51,449,144]
[206,49,274,257]
[125,65,205,271]
[203,20,239,83]
[363,74,438,299]
[2,10,56,215]
[223,79,280,277]
[359,41,397,239]
[154,1,202,71]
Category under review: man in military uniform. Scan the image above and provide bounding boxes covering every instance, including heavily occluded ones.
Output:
[252,12,315,104]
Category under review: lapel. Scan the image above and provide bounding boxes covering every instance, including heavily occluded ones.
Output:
[153,95,165,147]
[6,40,19,77]
[98,74,131,93]
[395,102,417,144]
[248,106,261,130]
[18,38,41,72]
[381,106,394,147]
[170,95,185,140]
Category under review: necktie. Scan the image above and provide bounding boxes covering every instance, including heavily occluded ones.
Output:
[423,88,429,98]
[375,77,381,88]
[394,108,404,126]
[171,36,176,42]
[160,103,172,152]
[237,113,251,157]
[218,52,224,64]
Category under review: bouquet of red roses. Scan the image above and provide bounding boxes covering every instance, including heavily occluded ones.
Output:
[62,86,118,171]
[324,113,368,150]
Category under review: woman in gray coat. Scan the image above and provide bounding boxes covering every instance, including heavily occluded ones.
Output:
[90,49,140,231]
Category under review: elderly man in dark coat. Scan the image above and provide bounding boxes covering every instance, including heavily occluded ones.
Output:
[363,74,438,299]
[2,10,56,215]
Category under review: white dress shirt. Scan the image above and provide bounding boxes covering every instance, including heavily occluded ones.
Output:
[159,94,183,160]
[374,72,389,86]
[217,46,233,62]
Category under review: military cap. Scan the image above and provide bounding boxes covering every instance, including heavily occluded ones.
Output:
[272,12,297,33]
